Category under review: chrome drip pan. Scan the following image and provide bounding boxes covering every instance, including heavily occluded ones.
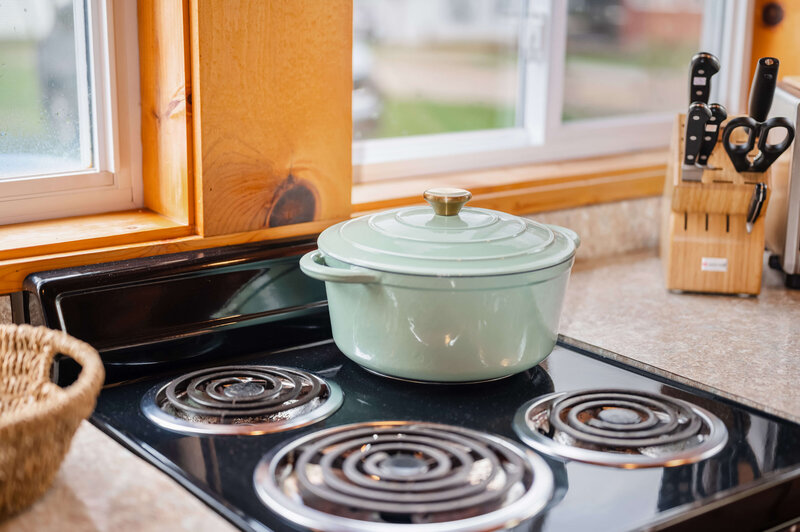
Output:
[141,365,343,435]
[254,421,554,531]
[513,389,728,468]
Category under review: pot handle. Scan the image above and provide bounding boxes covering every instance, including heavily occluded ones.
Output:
[546,224,581,249]
[299,250,381,284]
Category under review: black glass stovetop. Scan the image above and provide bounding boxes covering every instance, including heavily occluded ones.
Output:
[19,240,800,532]
[90,311,800,532]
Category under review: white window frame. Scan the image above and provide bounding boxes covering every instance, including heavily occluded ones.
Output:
[352,0,752,183]
[0,0,142,225]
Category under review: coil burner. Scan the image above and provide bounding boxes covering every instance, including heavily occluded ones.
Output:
[142,365,343,435]
[513,389,727,468]
[254,421,554,531]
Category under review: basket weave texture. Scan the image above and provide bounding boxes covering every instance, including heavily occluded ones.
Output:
[0,324,104,520]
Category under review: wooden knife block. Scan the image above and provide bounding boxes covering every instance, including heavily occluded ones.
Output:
[661,114,770,295]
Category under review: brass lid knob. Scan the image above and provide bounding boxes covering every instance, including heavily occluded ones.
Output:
[423,188,472,216]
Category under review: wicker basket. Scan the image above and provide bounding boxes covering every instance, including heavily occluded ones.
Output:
[0,324,104,520]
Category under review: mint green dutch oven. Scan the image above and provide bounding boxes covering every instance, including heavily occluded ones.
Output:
[300,188,580,383]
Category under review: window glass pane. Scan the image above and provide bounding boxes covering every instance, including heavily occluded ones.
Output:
[564,0,705,122]
[0,0,93,179]
[353,0,523,141]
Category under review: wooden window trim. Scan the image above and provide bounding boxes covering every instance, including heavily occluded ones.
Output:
[353,149,666,217]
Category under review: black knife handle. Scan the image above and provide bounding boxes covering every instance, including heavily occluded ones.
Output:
[746,182,767,226]
[697,103,728,166]
[749,57,779,121]
[684,102,712,166]
[689,52,720,104]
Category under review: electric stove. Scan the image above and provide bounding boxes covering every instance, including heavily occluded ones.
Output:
[15,239,800,531]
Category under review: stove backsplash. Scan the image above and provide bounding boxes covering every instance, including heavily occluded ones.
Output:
[50,256,324,351]
[19,239,333,384]
[529,196,659,260]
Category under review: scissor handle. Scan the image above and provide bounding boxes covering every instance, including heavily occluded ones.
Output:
[750,117,795,172]
[722,116,759,172]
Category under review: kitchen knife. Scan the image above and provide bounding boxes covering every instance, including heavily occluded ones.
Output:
[682,102,712,182]
[749,57,779,121]
[696,103,728,167]
[689,52,720,104]
[746,182,768,233]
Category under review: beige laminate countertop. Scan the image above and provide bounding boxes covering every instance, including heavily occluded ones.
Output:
[3,249,799,531]
[561,250,800,424]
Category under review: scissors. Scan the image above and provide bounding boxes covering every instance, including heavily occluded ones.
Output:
[722,57,795,173]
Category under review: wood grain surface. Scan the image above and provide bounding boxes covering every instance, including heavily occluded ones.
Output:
[189,0,353,236]
[353,150,667,216]
[138,0,193,226]
[750,1,800,79]
[0,210,190,261]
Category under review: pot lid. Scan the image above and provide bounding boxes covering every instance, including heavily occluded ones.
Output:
[318,188,580,277]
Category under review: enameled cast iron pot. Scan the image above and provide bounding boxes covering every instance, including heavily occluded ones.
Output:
[300,188,580,382]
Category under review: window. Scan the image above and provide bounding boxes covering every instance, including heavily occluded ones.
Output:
[352,0,750,182]
[0,0,141,225]
[353,1,523,141]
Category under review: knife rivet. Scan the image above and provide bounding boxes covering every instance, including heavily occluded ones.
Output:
[696,90,702,96]
[692,115,700,120]
[690,135,697,141]
[705,136,711,141]
[698,69,705,74]
[687,155,695,160]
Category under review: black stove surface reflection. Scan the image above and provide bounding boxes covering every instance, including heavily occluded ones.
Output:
[91,321,800,532]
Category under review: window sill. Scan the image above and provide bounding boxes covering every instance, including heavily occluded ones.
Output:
[0,212,338,295]
[352,149,667,216]
[0,210,192,261]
